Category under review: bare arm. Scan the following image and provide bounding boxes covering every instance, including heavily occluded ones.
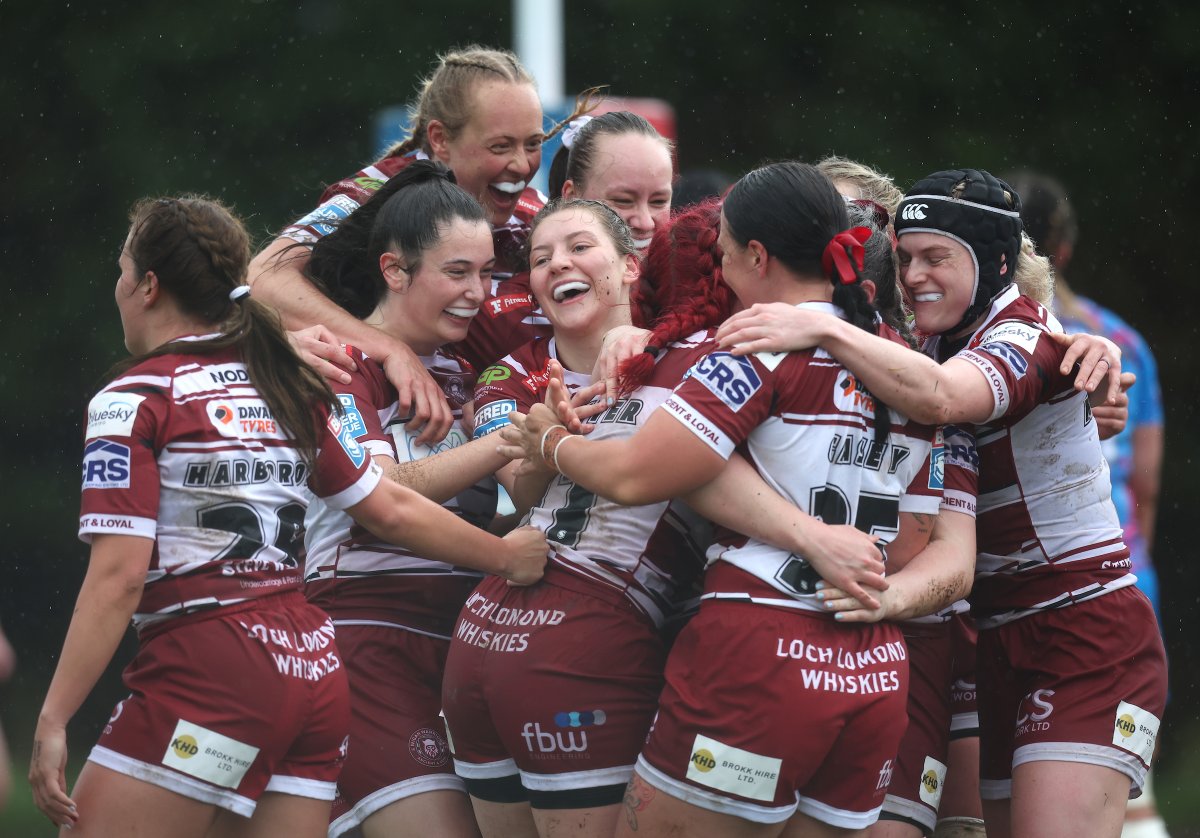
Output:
[1131,424,1164,546]
[386,435,510,504]
[683,455,891,608]
[499,404,727,507]
[346,474,547,585]
[249,237,452,444]
[818,510,976,622]
[31,535,151,828]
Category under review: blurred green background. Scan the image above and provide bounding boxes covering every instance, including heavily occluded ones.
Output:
[2,1,1198,833]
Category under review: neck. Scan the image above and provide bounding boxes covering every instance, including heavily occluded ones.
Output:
[554,308,632,374]
[368,295,438,356]
[752,268,832,308]
[142,311,216,354]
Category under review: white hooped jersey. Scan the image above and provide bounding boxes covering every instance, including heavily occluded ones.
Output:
[924,285,1132,628]
[79,341,381,631]
[662,304,943,614]
[473,336,713,627]
[303,348,490,639]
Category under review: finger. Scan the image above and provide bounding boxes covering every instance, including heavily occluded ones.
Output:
[313,355,353,385]
[1103,363,1122,405]
[316,341,357,373]
[496,443,526,460]
[407,385,437,446]
[840,583,881,611]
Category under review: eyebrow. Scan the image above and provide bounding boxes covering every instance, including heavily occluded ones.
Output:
[530,229,598,256]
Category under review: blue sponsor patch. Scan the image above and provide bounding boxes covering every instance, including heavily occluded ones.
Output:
[928,428,945,491]
[328,413,368,469]
[473,399,518,439]
[691,352,762,412]
[980,341,1028,380]
[82,439,131,489]
[336,393,369,439]
[295,195,358,238]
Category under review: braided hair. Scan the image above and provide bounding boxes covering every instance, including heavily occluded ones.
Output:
[114,195,335,461]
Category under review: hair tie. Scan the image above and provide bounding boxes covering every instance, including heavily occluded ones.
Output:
[643,345,661,356]
[821,227,872,285]
[561,115,594,150]
[229,285,252,302]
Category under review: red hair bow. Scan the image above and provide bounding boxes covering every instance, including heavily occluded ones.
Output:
[821,226,872,285]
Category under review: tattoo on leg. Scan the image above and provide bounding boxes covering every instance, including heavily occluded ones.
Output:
[622,776,656,831]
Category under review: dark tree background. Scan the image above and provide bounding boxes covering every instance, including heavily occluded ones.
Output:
[3,0,1198,832]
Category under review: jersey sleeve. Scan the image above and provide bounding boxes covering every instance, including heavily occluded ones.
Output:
[939,424,978,518]
[78,384,166,543]
[659,349,774,459]
[278,159,397,243]
[471,353,539,439]
[331,353,395,459]
[956,319,1064,424]
[310,408,384,510]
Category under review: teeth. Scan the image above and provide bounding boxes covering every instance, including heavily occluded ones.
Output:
[445,306,479,318]
[632,237,653,250]
[552,281,590,302]
[491,181,526,195]
[914,293,944,303]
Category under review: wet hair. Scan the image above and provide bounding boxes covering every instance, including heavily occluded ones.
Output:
[725,161,892,444]
[845,200,914,347]
[306,160,487,318]
[384,46,603,158]
[816,155,904,214]
[1013,231,1055,306]
[618,198,735,393]
[547,110,674,200]
[526,197,640,264]
[115,196,335,461]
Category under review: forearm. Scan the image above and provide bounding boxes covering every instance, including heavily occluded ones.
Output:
[822,318,966,425]
[878,512,974,620]
[388,435,509,504]
[40,558,144,727]
[684,455,811,553]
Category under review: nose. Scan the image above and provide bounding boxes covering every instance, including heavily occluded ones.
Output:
[627,202,653,236]
[509,146,537,179]
[465,275,486,303]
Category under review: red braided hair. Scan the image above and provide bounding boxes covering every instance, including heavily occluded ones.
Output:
[619,198,736,394]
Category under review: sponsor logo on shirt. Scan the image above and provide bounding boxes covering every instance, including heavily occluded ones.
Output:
[833,371,877,416]
[292,194,360,238]
[474,399,518,438]
[85,393,145,439]
[182,458,308,488]
[328,412,367,469]
[336,394,369,439]
[929,427,945,491]
[983,321,1041,354]
[478,364,512,385]
[161,719,260,789]
[82,439,131,489]
[691,352,762,412]
[684,734,781,802]
[487,293,535,316]
[980,340,1029,380]
[207,399,280,438]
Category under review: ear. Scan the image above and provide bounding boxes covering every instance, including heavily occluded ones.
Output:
[426,120,452,162]
[379,252,410,292]
[746,240,769,277]
[562,179,578,200]
[141,270,162,306]
[621,252,641,287]
[860,279,878,304]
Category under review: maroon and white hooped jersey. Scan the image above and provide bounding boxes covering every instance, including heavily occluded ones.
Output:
[473,336,712,627]
[662,304,943,614]
[304,348,492,638]
[78,340,381,631]
[925,286,1133,628]
[279,151,551,371]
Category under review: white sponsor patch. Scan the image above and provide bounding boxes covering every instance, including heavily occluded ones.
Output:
[1112,701,1159,764]
[982,321,1041,354]
[685,734,781,802]
[162,719,259,789]
[918,755,948,808]
[207,398,281,439]
[86,392,145,439]
[292,194,360,238]
[928,426,945,491]
[473,399,518,438]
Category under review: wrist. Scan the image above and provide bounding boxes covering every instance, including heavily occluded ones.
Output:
[538,425,571,470]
